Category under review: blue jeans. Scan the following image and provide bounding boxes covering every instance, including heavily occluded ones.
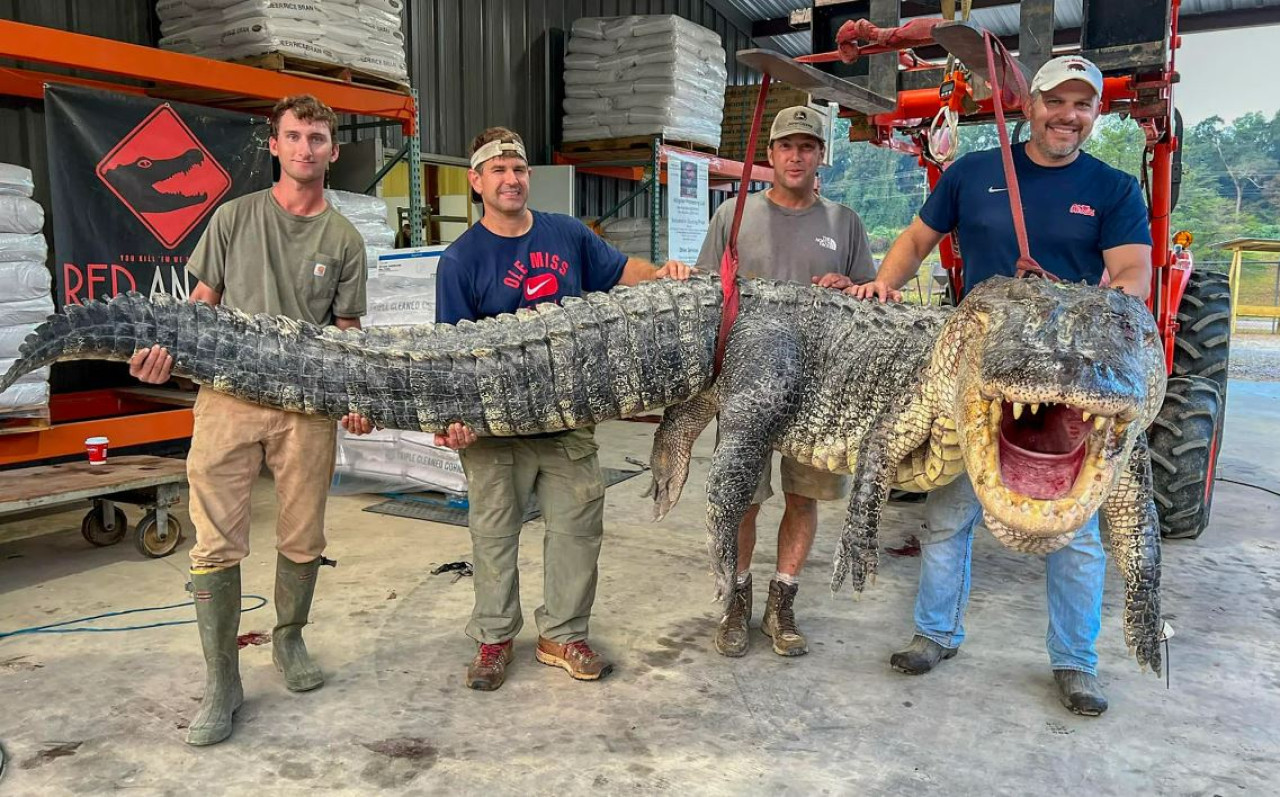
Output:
[913,476,1105,675]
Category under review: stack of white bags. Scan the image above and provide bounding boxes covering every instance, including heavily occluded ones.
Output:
[156,0,409,85]
[0,164,53,421]
[324,188,395,272]
[563,15,727,147]
[600,216,669,262]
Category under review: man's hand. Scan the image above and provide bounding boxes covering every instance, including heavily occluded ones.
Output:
[129,345,174,384]
[812,273,854,291]
[655,260,694,280]
[844,281,904,303]
[434,422,477,450]
[340,413,375,436]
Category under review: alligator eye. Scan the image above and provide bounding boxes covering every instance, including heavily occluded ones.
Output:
[136,158,153,168]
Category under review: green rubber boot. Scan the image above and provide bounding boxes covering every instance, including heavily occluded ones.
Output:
[272,553,324,692]
[186,566,244,746]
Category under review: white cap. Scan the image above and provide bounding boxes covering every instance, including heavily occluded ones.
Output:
[1030,55,1104,97]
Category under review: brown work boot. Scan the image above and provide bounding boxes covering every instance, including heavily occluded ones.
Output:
[535,637,613,681]
[890,634,958,675]
[761,578,808,656]
[466,640,514,691]
[714,573,752,657]
[1054,669,1108,717]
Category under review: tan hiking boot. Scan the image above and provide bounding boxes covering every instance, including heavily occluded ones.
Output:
[466,640,514,691]
[535,637,613,681]
[714,573,752,657]
[761,578,808,656]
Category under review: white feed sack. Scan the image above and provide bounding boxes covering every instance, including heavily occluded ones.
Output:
[156,0,409,84]
[562,15,727,147]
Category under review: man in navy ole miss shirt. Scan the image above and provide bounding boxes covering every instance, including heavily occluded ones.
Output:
[434,126,691,692]
[847,56,1153,717]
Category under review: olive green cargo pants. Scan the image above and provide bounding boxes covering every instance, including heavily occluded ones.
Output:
[459,428,605,645]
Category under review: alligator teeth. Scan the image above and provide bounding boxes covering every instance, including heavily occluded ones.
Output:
[1094,415,1107,431]
[1030,403,1040,415]
[1082,410,1092,422]
[1013,402,1024,419]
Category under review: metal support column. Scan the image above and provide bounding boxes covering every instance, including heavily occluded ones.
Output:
[650,135,662,264]
[408,87,425,247]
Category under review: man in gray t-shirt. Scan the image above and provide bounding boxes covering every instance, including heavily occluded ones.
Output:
[696,105,876,660]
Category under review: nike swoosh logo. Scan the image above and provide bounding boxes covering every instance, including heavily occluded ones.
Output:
[524,274,556,299]
[988,186,1007,193]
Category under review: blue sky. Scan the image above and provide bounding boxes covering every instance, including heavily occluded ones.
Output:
[1175,25,1277,124]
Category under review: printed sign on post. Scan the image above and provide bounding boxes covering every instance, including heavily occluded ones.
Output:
[666,151,709,263]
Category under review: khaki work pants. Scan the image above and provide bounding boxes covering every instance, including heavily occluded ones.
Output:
[187,389,337,569]
[459,428,606,645]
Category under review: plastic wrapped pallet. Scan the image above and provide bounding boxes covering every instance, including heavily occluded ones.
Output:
[156,0,408,85]
[330,245,467,496]
[561,15,726,148]
[0,162,51,420]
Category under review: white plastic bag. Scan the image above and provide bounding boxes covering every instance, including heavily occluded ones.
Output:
[0,196,44,235]
[0,164,34,198]
[0,261,52,302]
[0,233,47,263]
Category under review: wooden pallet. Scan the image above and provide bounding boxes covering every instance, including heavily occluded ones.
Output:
[231,51,410,94]
[560,135,718,160]
[0,415,51,437]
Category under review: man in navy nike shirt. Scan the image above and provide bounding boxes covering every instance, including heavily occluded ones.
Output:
[435,126,690,692]
[847,56,1152,716]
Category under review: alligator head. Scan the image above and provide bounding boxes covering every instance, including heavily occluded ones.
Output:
[942,277,1166,553]
[101,148,207,213]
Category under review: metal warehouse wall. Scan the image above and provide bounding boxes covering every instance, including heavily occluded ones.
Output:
[407,0,757,160]
[404,0,760,220]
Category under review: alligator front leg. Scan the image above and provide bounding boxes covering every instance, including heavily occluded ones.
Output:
[648,390,719,521]
[831,429,896,595]
[1101,432,1163,674]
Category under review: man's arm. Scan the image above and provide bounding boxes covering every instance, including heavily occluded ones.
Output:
[618,256,692,285]
[337,311,374,434]
[846,217,947,302]
[1102,244,1152,300]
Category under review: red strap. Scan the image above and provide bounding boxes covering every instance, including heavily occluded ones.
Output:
[715,74,770,375]
[982,32,1059,283]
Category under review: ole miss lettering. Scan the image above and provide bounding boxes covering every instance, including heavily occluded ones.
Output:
[503,251,571,300]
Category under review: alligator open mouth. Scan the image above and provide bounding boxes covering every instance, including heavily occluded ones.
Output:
[968,393,1131,535]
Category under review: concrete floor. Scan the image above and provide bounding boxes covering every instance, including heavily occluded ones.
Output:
[1,382,1277,796]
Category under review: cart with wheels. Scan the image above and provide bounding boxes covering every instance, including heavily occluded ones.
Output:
[0,455,188,558]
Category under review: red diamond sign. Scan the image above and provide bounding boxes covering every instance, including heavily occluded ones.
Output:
[95,104,232,249]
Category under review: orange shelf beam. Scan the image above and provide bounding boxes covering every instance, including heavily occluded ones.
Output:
[553,145,773,186]
[0,20,417,133]
[0,391,193,468]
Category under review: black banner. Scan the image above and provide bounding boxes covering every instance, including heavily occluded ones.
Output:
[45,85,271,307]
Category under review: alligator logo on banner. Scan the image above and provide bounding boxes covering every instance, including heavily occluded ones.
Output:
[95,105,232,249]
[46,85,270,307]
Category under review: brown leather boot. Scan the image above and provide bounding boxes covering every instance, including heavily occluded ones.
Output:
[714,573,752,657]
[761,578,808,656]
[535,637,613,681]
[466,640,514,691]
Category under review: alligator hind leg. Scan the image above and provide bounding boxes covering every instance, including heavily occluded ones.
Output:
[705,318,803,602]
[648,390,719,521]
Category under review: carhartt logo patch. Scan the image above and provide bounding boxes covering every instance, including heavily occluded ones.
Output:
[313,263,327,277]
[1070,203,1096,217]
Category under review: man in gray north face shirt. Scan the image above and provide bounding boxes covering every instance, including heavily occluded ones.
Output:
[696,105,877,660]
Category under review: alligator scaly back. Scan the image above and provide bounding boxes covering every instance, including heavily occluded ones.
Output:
[0,277,726,435]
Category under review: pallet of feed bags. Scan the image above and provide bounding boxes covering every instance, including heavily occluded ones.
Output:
[156,0,409,87]
[562,15,727,148]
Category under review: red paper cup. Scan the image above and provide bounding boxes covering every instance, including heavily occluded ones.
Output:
[85,436,109,464]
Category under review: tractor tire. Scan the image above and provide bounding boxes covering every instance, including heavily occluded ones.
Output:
[1172,269,1231,394]
[1149,376,1224,540]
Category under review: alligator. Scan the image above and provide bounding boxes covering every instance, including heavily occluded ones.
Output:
[100,148,208,213]
[0,275,1166,672]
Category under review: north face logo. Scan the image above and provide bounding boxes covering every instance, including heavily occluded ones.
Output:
[96,104,231,249]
